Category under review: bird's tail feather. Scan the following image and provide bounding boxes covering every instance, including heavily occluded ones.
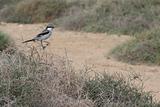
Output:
[22,39,35,43]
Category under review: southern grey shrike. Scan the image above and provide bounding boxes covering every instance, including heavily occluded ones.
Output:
[22,24,54,49]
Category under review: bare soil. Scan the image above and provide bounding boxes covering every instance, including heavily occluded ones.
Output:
[1,23,160,101]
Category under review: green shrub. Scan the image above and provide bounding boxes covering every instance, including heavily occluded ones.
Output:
[83,73,160,107]
[54,0,97,31]
[56,0,160,35]
[111,27,160,65]
[55,11,88,31]
[0,0,21,9]
[0,31,11,51]
[0,0,22,21]
[1,0,68,23]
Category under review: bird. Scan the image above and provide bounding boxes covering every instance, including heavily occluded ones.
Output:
[22,24,55,49]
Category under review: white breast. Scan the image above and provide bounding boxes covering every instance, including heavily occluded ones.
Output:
[47,28,53,31]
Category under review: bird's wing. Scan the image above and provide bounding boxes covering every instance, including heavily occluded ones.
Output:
[36,30,49,37]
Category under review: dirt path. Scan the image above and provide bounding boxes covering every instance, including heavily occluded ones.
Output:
[1,23,160,101]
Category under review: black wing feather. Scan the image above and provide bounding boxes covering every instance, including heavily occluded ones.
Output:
[36,30,49,37]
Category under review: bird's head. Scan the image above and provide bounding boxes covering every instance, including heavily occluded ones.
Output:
[46,24,55,31]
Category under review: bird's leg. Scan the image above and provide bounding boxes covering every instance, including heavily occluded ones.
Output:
[40,40,45,49]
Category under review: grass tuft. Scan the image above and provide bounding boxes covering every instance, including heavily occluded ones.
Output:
[0,31,12,51]
[111,27,160,65]
[83,73,160,107]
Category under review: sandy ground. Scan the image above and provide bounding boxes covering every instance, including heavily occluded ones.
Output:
[0,23,160,101]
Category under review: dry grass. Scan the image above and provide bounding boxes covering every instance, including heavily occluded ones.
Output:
[0,47,160,107]
[0,48,93,107]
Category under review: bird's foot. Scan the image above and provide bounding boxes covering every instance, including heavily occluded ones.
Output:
[46,43,49,46]
[42,46,46,50]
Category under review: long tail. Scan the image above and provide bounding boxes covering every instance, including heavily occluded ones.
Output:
[22,39,35,43]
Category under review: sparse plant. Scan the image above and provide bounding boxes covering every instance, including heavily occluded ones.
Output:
[0,31,12,51]
[83,73,160,107]
[111,27,160,65]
